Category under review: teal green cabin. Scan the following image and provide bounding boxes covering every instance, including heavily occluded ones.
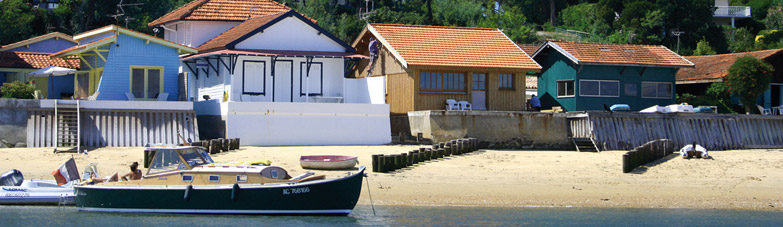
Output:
[530,41,694,111]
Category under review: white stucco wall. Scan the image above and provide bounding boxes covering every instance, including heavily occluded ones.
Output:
[223,102,391,146]
[163,21,238,47]
[229,56,345,102]
[233,17,346,52]
[345,76,386,104]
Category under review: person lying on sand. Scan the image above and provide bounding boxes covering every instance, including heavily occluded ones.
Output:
[680,142,710,159]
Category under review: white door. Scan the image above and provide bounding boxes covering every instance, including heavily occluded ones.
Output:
[273,60,293,102]
[472,73,487,110]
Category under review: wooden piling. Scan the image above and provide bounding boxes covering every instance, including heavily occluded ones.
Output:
[209,139,220,154]
[372,154,383,173]
[401,153,408,168]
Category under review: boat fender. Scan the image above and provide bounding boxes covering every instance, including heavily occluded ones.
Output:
[231,184,240,201]
[184,185,193,201]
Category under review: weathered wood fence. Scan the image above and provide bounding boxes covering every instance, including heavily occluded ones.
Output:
[27,108,199,147]
[623,139,676,173]
[568,111,783,151]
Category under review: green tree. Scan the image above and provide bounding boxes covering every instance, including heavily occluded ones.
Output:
[692,38,717,56]
[724,26,756,53]
[0,0,35,44]
[725,55,775,113]
[765,3,783,30]
[478,1,538,44]
[704,82,738,113]
[431,0,482,27]
[0,81,36,99]
[560,2,613,40]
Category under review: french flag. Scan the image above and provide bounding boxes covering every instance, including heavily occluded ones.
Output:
[51,158,79,185]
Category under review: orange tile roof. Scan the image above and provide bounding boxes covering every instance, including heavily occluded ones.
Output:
[526,75,538,89]
[676,49,783,83]
[517,43,542,57]
[546,41,694,68]
[196,11,285,52]
[0,51,79,69]
[368,23,541,70]
[148,0,291,27]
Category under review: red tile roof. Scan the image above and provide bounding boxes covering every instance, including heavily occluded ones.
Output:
[0,51,79,69]
[526,76,538,89]
[676,49,783,83]
[367,23,541,70]
[148,0,292,27]
[545,41,694,68]
[196,11,286,52]
[517,43,542,57]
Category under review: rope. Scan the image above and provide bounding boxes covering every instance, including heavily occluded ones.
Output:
[364,173,376,216]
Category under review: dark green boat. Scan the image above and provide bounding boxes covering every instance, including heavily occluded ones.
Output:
[74,146,364,215]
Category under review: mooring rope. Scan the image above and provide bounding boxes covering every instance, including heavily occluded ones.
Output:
[364,173,376,216]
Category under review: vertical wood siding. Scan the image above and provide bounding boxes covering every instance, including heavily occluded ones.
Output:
[386,72,415,114]
[27,109,199,147]
[568,111,783,151]
[412,67,532,111]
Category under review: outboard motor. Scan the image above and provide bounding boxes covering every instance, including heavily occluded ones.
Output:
[0,169,24,186]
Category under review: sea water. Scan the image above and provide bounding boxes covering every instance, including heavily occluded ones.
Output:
[2,205,782,226]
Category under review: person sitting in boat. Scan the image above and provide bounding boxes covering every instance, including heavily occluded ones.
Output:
[121,162,142,181]
[85,172,118,184]
[680,142,710,159]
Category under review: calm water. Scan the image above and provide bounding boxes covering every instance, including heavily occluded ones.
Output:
[2,205,782,226]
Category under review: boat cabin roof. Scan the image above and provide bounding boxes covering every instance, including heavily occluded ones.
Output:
[146,146,214,176]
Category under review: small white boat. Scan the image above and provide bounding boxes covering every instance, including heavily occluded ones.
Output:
[300,155,358,170]
[0,170,74,205]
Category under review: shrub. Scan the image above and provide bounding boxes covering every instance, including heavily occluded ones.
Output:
[0,81,35,99]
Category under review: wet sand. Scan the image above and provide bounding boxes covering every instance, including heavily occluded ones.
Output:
[1,146,781,210]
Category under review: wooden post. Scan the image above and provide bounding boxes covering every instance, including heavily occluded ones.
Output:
[209,139,220,154]
[439,142,446,148]
[393,154,401,170]
[407,151,414,165]
[221,138,229,152]
[372,154,382,172]
[412,153,420,164]
[416,132,423,144]
[235,138,240,150]
[437,148,445,158]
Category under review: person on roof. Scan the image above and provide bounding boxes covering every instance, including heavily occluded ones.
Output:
[679,142,710,159]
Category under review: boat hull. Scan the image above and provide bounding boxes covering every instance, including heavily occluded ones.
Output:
[0,180,75,205]
[74,167,364,215]
[300,155,358,170]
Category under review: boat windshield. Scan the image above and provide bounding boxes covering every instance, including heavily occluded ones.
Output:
[147,148,212,175]
[180,148,211,167]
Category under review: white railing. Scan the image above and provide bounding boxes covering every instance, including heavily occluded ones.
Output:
[714,6,751,17]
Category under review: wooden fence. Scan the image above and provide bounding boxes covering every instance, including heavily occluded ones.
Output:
[568,111,783,151]
[27,109,199,147]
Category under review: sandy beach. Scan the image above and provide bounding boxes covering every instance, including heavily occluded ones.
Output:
[1,145,781,211]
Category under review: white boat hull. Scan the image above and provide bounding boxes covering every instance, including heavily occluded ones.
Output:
[0,180,75,205]
[300,159,358,170]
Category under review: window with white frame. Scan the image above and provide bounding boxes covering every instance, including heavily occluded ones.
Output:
[242,61,265,95]
[498,73,514,89]
[300,62,323,96]
[557,80,575,97]
[642,82,673,99]
[579,80,619,97]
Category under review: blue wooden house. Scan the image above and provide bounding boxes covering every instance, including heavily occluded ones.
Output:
[530,41,694,111]
[51,25,197,100]
[0,32,78,98]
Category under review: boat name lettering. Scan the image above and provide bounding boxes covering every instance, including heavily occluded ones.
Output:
[282,187,310,195]
[2,187,27,192]
[4,193,29,197]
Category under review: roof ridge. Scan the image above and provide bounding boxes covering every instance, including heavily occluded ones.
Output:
[370,23,498,31]
[0,32,75,50]
[552,41,671,48]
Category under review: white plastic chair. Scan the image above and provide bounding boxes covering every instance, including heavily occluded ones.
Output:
[125,92,136,101]
[458,101,472,111]
[157,93,169,101]
[757,105,771,115]
[445,99,459,110]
